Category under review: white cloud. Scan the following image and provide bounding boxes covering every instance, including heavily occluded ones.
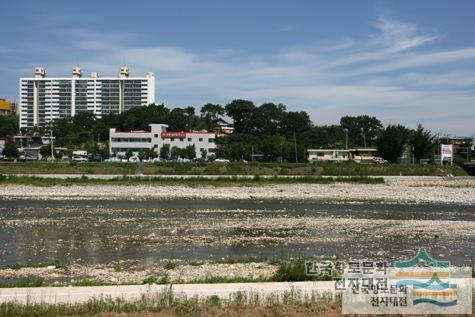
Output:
[349,47,475,75]
[371,15,438,53]
[6,12,475,135]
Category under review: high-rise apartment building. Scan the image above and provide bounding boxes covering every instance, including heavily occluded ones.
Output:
[19,67,155,128]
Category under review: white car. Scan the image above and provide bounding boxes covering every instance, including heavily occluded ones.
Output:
[71,155,88,162]
[128,156,141,163]
[373,157,388,164]
[214,158,230,163]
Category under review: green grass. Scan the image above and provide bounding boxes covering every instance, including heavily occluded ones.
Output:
[0,290,338,317]
[0,261,67,271]
[215,256,263,265]
[0,174,385,187]
[163,261,176,270]
[0,160,467,176]
[0,277,44,288]
[273,258,334,282]
[142,275,170,285]
[70,279,117,287]
[177,276,270,284]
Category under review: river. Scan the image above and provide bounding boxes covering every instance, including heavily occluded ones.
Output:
[0,199,473,265]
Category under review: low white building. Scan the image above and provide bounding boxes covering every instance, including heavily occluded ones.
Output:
[109,124,216,159]
[308,149,349,162]
[308,148,378,162]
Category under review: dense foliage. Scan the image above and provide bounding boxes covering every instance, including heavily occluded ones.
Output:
[0,101,440,162]
[0,115,19,138]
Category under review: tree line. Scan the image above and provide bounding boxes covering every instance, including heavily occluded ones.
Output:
[1,100,435,162]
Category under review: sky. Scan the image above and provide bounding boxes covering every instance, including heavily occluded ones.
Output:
[1,1,474,136]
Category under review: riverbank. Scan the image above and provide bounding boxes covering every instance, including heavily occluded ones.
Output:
[0,176,474,204]
[0,161,467,176]
[0,260,279,287]
[0,280,340,316]
[0,175,384,186]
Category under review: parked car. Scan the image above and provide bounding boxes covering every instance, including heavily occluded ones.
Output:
[128,156,140,163]
[373,157,388,164]
[215,158,230,163]
[72,155,88,162]
[104,158,121,163]
[88,154,103,162]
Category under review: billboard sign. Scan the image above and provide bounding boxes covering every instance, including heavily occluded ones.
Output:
[440,144,453,165]
[161,132,186,139]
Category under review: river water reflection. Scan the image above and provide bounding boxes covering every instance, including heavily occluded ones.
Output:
[0,199,473,265]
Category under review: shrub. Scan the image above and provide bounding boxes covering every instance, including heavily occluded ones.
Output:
[164,261,176,270]
[273,258,309,282]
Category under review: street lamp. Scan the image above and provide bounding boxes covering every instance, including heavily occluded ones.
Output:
[361,128,366,148]
[343,128,348,150]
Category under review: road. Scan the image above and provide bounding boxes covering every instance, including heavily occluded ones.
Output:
[0,281,336,304]
[5,174,427,180]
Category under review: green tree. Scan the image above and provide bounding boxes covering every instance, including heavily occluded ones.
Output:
[340,115,383,147]
[125,150,133,159]
[254,103,286,136]
[160,144,171,159]
[3,140,19,158]
[377,125,411,163]
[185,144,196,159]
[307,125,345,149]
[200,148,208,160]
[225,99,256,134]
[0,115,19,137]
[138,150,146,161]
[170,146,182,159]
[258,135,290,162]
[411,124,434,162]
[200,103,224,130]
[144,148,157,159]
[39,145,51,159]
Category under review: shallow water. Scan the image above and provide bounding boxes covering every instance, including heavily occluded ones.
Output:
[0,199,473,265]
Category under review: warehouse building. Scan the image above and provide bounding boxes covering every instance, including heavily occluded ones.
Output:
[109,124,216,159]
[19,67,155,128]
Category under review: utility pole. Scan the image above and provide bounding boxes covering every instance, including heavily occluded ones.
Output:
[50,129,54,158]
[280,142,283,163]
[361,128,366,148]
[293,132,298,163]
[343,128,348,150]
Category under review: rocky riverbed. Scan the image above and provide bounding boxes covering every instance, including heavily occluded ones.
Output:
[0,177,473,285]
[0,260,277,286]
[0,176,474,204]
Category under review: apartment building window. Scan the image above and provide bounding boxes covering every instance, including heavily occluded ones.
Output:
[208,138,215,143]
[187,137,192,141]
[199,137,203,142]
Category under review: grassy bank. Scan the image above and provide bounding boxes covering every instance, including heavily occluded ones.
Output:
[0,291,339,317]
[0,161,467,176]
[0,258,335,288]
[0,175,384,187]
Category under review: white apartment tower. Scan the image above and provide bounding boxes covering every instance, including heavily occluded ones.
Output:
[19,67,155,128]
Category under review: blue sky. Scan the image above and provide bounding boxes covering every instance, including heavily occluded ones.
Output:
[1,1,474,135]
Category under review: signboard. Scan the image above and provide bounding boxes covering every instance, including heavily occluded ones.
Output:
[440,144,453,165]
[161,132,186,139]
